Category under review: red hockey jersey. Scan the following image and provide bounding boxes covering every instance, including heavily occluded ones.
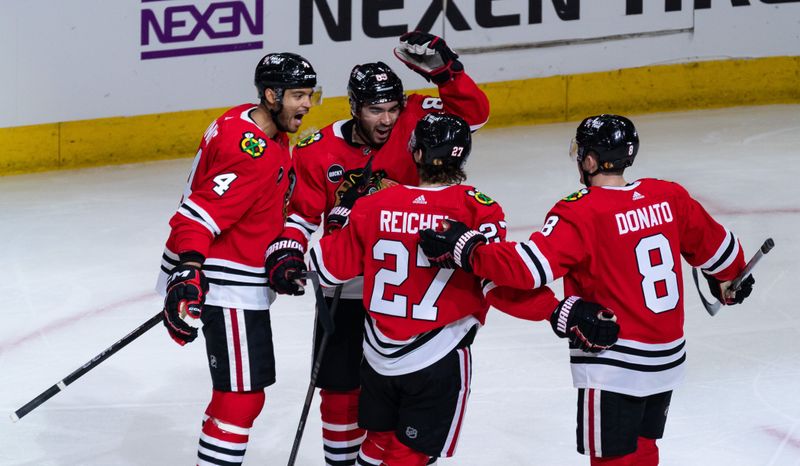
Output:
[309,184,505,375]
[156,104,294,310]
[471,179,746,396]
[284,73,490,299]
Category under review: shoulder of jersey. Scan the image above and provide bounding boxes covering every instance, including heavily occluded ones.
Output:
[461,185,498,207]
[211,108,274,161]
[294,121,351,154]
[558,186,593,204]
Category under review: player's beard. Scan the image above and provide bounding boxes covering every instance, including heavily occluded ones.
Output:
[355,119,391,149]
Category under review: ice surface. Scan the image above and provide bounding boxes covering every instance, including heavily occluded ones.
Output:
[1,105,798,465]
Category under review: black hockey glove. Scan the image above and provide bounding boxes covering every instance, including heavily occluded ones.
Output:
[265,238,307,296]
[419,220,486,272]
[550,296,619,353]
[703,272,754,305]
[326,172,373,233]
[394,31,464,84]
[163,262,208,346]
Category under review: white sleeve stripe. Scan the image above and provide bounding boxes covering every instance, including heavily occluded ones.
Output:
[524,240,554,284]
[309,246,346,287]
[285,222,312,240]
[287,214,318,234]
[482,280,497,298]
[514,243,542,287]
[705,233,741,275]
[181,198,221,235]
[469,120,488,132]
[177,209,217,236]
[699,230,737,273]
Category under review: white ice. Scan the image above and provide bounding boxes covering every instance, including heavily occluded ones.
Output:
[1,105,798,466]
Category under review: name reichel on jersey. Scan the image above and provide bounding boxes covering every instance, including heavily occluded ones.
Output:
[310,184,505,376]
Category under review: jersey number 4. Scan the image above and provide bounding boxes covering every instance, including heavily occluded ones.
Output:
[370,239,454,321]
[635,234,679,313]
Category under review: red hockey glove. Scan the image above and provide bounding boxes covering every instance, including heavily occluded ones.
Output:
[394,31,464,84]
[163,263,208,346]
[419,220,486,272]
[703,272,754,305]
[550,296,619,353]
[265,238,307,295]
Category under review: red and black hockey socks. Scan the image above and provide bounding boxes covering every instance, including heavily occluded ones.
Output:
[320,389,365,465]
[197,390,265,466]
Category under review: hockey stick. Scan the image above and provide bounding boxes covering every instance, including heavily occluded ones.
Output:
[287,271,342,466]
[692,238,775,316]
[11,311,162,422]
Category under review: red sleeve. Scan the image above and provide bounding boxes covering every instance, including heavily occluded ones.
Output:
[282,145,326,250]
[484,284,559,321]
[439,72,490,130]
[673,182,746,280]
[308,199,367,287]
[170,136,278,257]
[471,204,586,289]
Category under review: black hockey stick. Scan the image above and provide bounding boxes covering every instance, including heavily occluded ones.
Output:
[11,311,162,422]
[692,238,774,316]
[287,271,342,466]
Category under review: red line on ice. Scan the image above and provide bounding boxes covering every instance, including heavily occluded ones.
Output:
[0,292,156,354]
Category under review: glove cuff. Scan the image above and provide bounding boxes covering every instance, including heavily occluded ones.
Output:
[178,250,206,266]
[453,230,486,272]
[551,296,580,337]
[431,60,464,85]
[266,238,305,257]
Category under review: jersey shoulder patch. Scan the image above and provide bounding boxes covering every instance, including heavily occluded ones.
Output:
[465,189,496,206]
[239,131,267,159]
[296,131,323,148]
[561,187,590,202]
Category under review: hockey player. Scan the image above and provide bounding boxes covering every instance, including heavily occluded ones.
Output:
[418,114,756,465]
[156,53,318,466]
[263,31,490,466]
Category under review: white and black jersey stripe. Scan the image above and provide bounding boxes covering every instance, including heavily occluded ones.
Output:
[157,249,271,310]
[568,337,686,397]
[480,278,496,297]
[308,242,366,299]
[363,314,480,376]
[699,229,741,275]
[285,213,318,241]
[515,240,554,288]
[178,198,222,236]
[308,245,348,287]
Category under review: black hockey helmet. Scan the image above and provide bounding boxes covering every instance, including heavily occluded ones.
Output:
[348,62,404,115]
[255,52,317,101]
[571,114,639,171]
[410,113,472,170]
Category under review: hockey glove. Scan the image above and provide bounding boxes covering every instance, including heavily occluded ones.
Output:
[163,263,209,346]
[703,272,754,305]
[325,170,373,232]
[265,238,307,296]
[419,220,486,272]
[394,31,464,84]
[550,296,619,353]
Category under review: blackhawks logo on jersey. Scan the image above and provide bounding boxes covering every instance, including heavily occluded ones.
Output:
[296,132,322,148]
[240,132,266,158]
[466,190,495,206]
[563,188,590,202]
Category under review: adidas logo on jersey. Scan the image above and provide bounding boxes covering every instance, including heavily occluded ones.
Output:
[413,195,427,205]
[632,191,645,201]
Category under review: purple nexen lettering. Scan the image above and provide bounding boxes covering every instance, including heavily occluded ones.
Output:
[140,0,263,59]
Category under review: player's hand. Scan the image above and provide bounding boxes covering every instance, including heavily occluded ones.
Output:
[704,272,754,305]
[419,220,486,272]
[265,238,307,295]
[550,296,619,353]
[393,31,463,84]
[163,264,208,346]
[326,171,372,232]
